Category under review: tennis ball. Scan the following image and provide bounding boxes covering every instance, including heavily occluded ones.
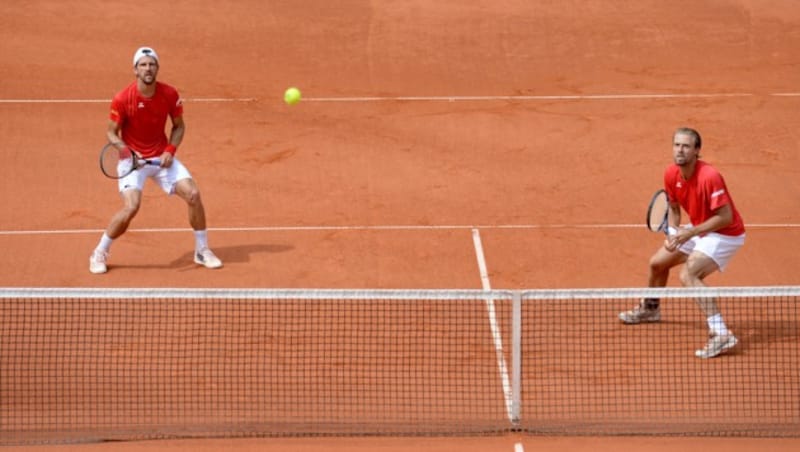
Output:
[284,87,301,105]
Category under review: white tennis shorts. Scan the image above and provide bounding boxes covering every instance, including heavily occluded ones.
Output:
[118,157,192,194]
[669,225,745,271]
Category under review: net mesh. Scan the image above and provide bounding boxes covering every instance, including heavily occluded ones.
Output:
[1,287,798,444]
[520,288,799,436]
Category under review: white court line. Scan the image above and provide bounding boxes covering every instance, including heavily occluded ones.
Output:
[472,228,515,423]
[472,228,492,290]
[303,91,798,102]
[0,223,797,236]
[1,92,798,104]
[305,93,757,102]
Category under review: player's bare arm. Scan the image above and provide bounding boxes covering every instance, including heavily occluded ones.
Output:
[106,120,125,150]
[667,204,733,251]
[161,116,185,168]
[667,202,681,230]
[686,203,734,237]
[169,115,185,147]
[662,202,682,251]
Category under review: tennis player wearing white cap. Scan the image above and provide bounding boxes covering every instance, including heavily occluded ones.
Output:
[89,46,222,273]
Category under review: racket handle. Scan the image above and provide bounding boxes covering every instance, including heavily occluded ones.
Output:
[143,158,162,166]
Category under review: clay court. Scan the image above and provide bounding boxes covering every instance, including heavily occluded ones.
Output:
[1,1,799,451]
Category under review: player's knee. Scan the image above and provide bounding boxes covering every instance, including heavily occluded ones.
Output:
[678,267,691,286]
[679,265,704,286]
[649,255,669,274]
[113,206,138,229]
[185,189,201,206]
[121,204,140,220]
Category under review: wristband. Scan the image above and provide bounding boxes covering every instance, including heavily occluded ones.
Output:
[164,144,177,155]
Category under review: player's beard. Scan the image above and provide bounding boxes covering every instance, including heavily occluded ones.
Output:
[138,72,157,85]
[674,151,691,166]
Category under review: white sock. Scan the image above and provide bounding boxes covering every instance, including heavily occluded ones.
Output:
[194,230,208,251]
[96,233,113,252]
[707,313,730,336]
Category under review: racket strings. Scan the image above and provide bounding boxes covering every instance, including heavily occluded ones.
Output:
[118,147,132,159]
[100,146,134,178]
[647,192,669,232]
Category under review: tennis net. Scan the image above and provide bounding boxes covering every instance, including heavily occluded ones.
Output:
[1,287,798,444]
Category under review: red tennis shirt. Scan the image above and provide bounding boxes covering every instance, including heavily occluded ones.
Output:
[663,160,745,236]
[109,81,183,158]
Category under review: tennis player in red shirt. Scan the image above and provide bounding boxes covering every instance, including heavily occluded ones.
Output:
[619,127,745,358]
[89,47,222,273]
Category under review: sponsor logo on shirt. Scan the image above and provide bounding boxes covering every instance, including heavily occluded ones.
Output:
[711,189,726,198]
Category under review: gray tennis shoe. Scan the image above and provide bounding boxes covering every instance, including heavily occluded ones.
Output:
[618,299,661,324]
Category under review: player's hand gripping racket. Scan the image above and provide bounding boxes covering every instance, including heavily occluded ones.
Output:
[99,143,161,179]
[646,189,670,236]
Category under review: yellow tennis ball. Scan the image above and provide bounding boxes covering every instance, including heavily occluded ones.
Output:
[284,87,301,105]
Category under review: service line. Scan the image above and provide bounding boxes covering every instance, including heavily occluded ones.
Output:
[0,223,797,236]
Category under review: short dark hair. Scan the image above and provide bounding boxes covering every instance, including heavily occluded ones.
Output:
[674,127,702,149]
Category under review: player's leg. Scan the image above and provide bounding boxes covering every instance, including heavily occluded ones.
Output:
[679,251,720,314]
[107,189,143,238]
[682,234,745,358]
[683,251,737,358]
[175,178,222,269]
[89,189,143,274]
[648,245,687,288]
[166,161,222,269]
[618,245,686,324]
[174,177,207,231]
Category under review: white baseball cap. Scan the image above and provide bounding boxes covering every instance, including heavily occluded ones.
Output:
[132,47,159,66]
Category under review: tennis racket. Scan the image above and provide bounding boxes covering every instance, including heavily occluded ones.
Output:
[99,143,161,179]
[646,189,670,236]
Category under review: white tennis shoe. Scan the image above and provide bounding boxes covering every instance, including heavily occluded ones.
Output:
[194,247,222,269]
[695,332,738,359]
[89,249,109,274]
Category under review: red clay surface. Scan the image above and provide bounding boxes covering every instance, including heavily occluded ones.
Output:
[2,1,799,451]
